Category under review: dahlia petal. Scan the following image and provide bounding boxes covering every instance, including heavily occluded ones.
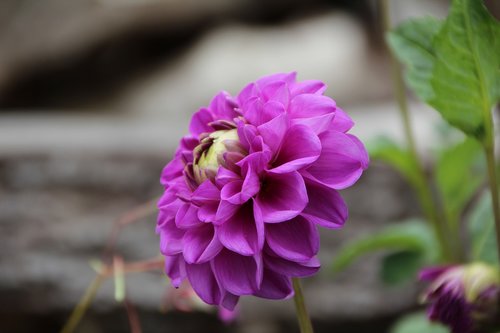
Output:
[160,157,184,185]
[175,203,201,229]
[241,163,260,199]
[256,171,308,223]
[221,180,245,205]
[419,266,455,282]
[264,251,320,277]
[221,292,239,311]
[253,269,293,300]
[330,107,354,133]
[301,182,348,229]
[237,123,258,151]
[197,202,218,222]
[290,80,327,96]
[242,97,265,126]
[217,202,264,255]
[291,112,335,135]
[191,180,220,204]
[180,136,199,151]
[237,82,258,106]
[261,81,290,108]
[266,215,319,261]
[189,108,214,136]
[256,72,296,89]
[290,94,336,118]
[347,133,369,168]
[216,167,240,187]
[303,130,367,190]
[209,91,238,120]
[186,262,221,305]
[270,125,321,173]
[183,224,223,264]
[165,254,186,288]
[216,200,239,223]
[257,113,289,154]
[159,219,185,255]
[213,249,262,295]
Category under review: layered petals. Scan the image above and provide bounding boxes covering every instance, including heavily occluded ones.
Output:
[303,130,368,189]
[157,72,368,309]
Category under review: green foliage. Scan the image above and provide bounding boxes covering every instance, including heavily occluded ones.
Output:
[332,220,439,284]
[467,191,499,264]
[388,0,500,140]
[435,138,484,226]
[380,250,423,285]
[387,17,442,101]
[430,0,500,139]
[368,137,420,188]
[390,312,449,333]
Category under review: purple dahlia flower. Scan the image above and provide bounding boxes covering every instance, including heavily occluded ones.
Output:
[157,72,368,310]
[420,263,500,333]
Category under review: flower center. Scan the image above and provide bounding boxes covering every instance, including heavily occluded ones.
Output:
[192,129,240,184]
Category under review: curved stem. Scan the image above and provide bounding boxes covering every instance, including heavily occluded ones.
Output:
[292,278,314,333]
[60,274,105,333]
[484,143,500,264]
[379,0,457,262]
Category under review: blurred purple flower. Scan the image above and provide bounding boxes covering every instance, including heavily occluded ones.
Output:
[420,263,500,333]
[157,72,368,310]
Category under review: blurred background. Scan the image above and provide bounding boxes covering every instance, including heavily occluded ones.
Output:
[0,0,457,332]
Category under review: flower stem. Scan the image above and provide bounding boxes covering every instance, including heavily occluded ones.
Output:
[292,278,314,333]
[60,274,105,333]
[379,0,457,262]
[484,143,500,264]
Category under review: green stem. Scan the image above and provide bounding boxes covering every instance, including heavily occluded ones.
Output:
[379,0,457,263]
[484,143,500,264]
[60,274,105,333]
[292,278,314,333]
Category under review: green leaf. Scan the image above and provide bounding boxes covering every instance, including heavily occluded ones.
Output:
[467,191,499,264]
[429,0,500,139]
[387,17,443,101]
[390,312,449,333]
[381,250,424,285]
[332,220,439,273]
[368,137,420,189]
[435,138,484,226]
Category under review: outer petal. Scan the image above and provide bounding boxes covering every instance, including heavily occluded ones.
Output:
[290,80,327,96]
[217,201,264,256]
[265,215,319,261]
[256,72,296,90]
[221,292,239,311]
[165,254,186,288]
[256,171,308,223]
[191,180,220,205]
[301,182,348,229]
[213,249,263,295]
[209,91,239,120]
[189,108,214,136]
[291,112,335,135]
[160,157,184,186]
[175,203,201,229]
[257,113,289,154]
[261,81,290,109]
[264,251,320,278]
[329,107,354,133]
[303,130,367,190]
[186,262,221,305]
[289,94,336,118]
[252,269,293,300]
[183,224,223,264]
[270,125,321,173]
[159,219,185,256]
